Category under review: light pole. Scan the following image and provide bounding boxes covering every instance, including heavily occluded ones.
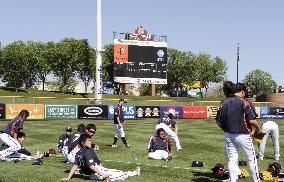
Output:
[95,0,103,103]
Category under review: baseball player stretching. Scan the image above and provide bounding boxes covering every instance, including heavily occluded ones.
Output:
[62,134,140,181]
[216,82,262,182]
[258,121,280,161]
[152,113,182,151]
[112,99,130,148]
[0,110,29,160]
[148,128,172,161]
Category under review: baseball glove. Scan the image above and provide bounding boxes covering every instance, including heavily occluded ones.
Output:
[252,130,266,144]
[48,148,56,155]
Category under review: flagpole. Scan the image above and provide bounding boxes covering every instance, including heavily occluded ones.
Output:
[237,43,239,83]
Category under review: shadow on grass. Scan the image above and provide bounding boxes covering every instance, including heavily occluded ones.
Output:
[191,171,221,182]
[64,170,94,180]
[0,87,27,93]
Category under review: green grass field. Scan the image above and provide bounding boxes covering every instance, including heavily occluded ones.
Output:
[0,119,283,182]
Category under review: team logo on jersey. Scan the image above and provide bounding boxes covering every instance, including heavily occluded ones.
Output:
[84,107,103,116]
[89,159,94,163]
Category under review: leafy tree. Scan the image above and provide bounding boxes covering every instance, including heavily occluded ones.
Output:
[0,41,30,90]
[51,38,87,93]
[166,49,194,90]
[36,41,56,91]
[191,53,227,96]
[243,69,277,96]
[76,39,93,93]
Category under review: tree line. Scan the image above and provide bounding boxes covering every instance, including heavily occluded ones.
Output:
[0,38,276,96]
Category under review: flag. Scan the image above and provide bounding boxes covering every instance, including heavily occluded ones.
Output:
[237,43,240,62]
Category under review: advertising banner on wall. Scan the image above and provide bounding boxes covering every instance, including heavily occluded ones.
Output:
[78,105,108,119]
[207,106,219,119]
[183,106,207,119]
[260,107,284,118]
[108,105,136,119]
[0,104,5,119]
[160,106,183,119]
[6,104,44,119]
[135,106,160,118]
[45,105,77,120]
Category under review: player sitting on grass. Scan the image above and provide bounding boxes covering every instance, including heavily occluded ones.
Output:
[152,113,182,151]
[62,124,86,162]
[58,126,73,153]
[0,132,42,161]
[0,110,29,160]
[61,134,140,181]
[66,124,98,164]
[148,128,172,161]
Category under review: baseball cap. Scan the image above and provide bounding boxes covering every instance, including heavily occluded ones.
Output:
[119,98,127,103]
[66,127,72,132]
[269,162,281,172]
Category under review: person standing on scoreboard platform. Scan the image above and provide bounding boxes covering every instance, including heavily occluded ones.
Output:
[112,99,131,148]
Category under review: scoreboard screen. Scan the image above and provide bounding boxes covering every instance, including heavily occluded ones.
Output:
[113,39,167,84]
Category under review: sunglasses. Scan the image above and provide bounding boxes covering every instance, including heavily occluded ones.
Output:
[88,130,96,134]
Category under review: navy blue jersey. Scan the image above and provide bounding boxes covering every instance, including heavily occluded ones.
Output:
[148,136,171,152]
[216,96,255,134]
[158,117,176,128]
[68,132,85,153]
[114,105,124,124]
[75,147,101,168]
[1,116,25,137]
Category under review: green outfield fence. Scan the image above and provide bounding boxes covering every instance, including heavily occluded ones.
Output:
[0,96,283,107]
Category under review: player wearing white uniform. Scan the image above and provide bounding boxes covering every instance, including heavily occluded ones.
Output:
[258,121,280,161]
[152,113,182,151]
[0,110,29,160]
[216,82,262,182]
[61,135,140,181]
[148,128,172,161]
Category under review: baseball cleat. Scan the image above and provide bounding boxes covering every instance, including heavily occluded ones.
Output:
[177,148,183,151]
[112,144,118,148]
[126,144,131,148]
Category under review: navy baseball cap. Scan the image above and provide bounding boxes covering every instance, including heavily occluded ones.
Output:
[66,127,72,132]
[119,99,127,103]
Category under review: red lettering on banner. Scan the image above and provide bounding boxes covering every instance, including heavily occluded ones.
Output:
[183,106,207,119]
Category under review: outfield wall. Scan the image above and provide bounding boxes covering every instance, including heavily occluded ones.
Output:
[1,103,283,120]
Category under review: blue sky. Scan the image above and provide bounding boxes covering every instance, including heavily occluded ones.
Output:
[1,0,283,86]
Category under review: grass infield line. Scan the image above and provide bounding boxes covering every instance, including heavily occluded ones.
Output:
[103,159,209,172]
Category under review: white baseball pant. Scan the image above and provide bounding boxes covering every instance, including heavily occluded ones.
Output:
[154,123,182,150]
[258,121,280,160]
[224,132,260,182]
[114,124,125,138]
[148,150,169,160]
[67,145,81,164]
[0,133,21,158]
[95,165,138,181]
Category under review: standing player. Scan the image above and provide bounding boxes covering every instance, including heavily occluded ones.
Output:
[152,113,182,151]
[112,99,130,148]
[0,110,29,160]
[216,81,262,182]
[258,121,280,161]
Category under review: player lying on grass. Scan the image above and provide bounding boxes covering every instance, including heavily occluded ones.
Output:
[148,128,172,161]
[61,134,140,181]
[0,110,29,160]
[58,126,73,153]
[151,113,182,151]
[65,124,98,164]
[0,132,42,161]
